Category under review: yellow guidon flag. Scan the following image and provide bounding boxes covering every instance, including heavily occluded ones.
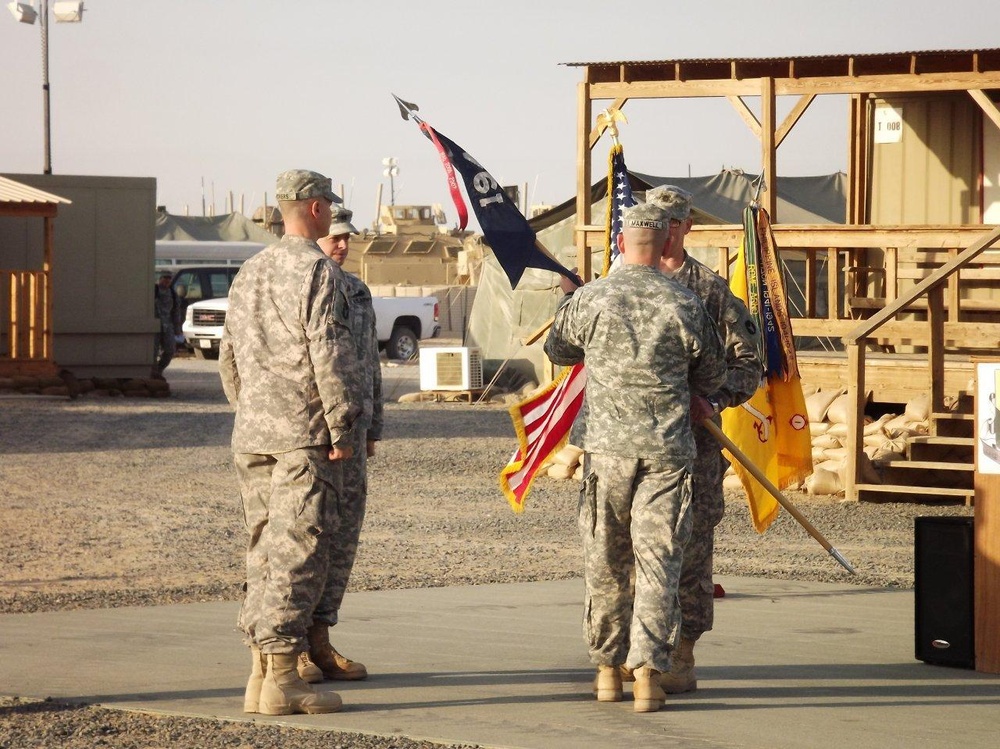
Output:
[722,204,813,533]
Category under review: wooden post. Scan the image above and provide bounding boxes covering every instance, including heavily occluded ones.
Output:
[927,284,945,414]
[827,247,839,320]
[43,215,53,361]
[844,341,866,501]
[760,77,777,220]
[974,360,1000,674]
[576,78,593,283]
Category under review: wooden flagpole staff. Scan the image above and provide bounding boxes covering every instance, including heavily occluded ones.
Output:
[702,419,856,574]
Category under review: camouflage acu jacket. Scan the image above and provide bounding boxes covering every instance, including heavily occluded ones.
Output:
[343,273,383,442]
[544,263,728,461]
[219,235,361,454]
[672,252,762,411]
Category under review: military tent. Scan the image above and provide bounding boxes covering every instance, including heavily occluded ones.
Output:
[466,170,847,386]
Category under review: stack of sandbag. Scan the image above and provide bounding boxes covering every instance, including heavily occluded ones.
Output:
[543,443,585,481]
[720,387,931,497]
[806,389,930,495]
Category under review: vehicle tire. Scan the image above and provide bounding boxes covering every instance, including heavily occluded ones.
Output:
[387,326,418,360]
[204,348,220,360]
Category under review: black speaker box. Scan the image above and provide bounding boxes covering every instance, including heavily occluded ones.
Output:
[914,516,975,668]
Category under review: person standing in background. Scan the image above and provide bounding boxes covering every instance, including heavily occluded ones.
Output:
[219,169,361,716]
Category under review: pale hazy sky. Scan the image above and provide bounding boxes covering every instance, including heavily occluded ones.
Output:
[3,0,999,228]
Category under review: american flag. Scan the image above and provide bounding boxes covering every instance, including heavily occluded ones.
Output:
[498,363,587,512]
[604,143,637,275]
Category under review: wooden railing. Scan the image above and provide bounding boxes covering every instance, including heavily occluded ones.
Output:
[840,225,1000,499]
[580,222,1000,499]
[1,269,51,364]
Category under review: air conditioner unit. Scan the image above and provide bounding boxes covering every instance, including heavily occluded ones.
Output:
[419,346,483,391]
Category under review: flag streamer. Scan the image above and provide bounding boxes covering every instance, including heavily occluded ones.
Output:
[419,121,469,231]
[722,205,813,532]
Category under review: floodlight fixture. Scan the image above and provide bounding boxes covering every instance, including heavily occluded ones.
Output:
[6,0,86,174]
[7,2,38,23]
[52,0,82,22]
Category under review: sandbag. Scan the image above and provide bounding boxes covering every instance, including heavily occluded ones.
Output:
[863,432,889,447]
[551,444,584,467]
[905,393,931,422]
[723,473,744,491]
[800,382,820,398]
[806,467,843,495]
[811,433,842,450]
[547,463,575,480]
[884,413,917,434]
[572,464,583,481]
[806,389,842,423]
[827,422,848,438]
[825,394,854,424]
[823,447,848,461]
[863,413,894,435]
[809,421,831,436]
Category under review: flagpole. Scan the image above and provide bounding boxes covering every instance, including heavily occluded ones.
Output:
[702,419,856,574]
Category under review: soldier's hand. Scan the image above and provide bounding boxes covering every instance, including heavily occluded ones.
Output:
[559,268,582,295]
[328,445,354,461]
[690,395,718,423]
[366,440,377,458]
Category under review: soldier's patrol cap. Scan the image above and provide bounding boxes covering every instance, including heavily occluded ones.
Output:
[274,169,342,204]
[646,185,693,221]
[328,207,359,236]
[622,201,670,230]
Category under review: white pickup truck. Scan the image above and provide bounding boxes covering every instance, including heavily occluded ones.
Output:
[183,293,440,360]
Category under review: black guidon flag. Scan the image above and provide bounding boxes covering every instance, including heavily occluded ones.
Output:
[424,125,577,289]
[394,100,575,289]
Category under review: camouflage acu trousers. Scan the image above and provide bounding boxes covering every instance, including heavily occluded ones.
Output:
[580,453,693,673]
[677,426,728,640]
[313,433,369,626]
[235,447,343,654]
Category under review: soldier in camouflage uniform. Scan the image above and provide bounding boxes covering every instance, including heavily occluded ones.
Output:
[152,272,182,379]
[300,207,383,683]
[646,185,763,694]
[219,170,361,717]
[544,202,728,713]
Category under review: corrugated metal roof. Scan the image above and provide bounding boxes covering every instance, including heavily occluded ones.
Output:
[562,48,1000,67]
[0,175,72,205]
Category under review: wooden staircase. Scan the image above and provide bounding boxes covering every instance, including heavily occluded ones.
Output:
[855,405,976,505]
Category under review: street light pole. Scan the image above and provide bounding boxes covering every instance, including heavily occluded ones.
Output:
[40,0,51,174]
[7,0,85,174]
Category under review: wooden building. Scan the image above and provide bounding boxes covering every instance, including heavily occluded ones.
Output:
[567,50,1000,675]
[0,176,71,377]
[566,48,1000,504]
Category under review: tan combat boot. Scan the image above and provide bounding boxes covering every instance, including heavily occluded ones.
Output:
[296,651,324,683]
[593,665,623,702]
[660,637,697,694]
[307,623,368,681]
[242,646,266,713]
[257,653,343,715]
[632,667,666,713]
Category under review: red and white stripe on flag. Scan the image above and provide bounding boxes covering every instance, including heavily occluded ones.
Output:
[499,363,587,513]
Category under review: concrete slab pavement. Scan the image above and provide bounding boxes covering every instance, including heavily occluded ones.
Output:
[1,577,998,749]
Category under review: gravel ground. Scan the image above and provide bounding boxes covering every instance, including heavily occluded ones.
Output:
[0,357,973,748]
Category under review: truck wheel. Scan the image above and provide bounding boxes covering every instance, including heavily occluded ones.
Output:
[387,326,418,360]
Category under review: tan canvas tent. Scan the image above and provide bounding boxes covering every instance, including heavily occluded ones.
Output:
[466,169,847,386]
